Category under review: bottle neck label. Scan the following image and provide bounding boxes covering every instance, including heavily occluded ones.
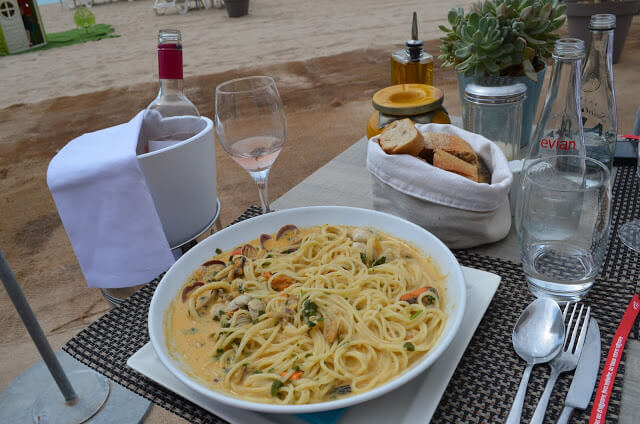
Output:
[158,43,183,80]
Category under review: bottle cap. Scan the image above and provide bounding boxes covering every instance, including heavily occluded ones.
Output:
[464,79,527,105]
[372,84,444,116]
[405,12,424,61]
[158,29,183,80]
[553,38,585,60]
[158,29,182,46]
[589,14,616,30]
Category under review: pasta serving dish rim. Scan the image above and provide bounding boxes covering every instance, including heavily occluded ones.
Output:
[148,206,467,414]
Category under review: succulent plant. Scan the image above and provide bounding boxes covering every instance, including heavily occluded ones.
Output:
[439,0,566,81]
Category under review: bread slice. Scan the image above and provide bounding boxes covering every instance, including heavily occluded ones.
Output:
[421,132,478,165]
[378,118,424,156]
[433,149,479,182]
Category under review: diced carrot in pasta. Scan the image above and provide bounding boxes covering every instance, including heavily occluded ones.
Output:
[281,370,303,381]
[399,287,427,302]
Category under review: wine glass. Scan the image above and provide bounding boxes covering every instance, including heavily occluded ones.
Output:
[618,134,640,252]
[215,76,287,213]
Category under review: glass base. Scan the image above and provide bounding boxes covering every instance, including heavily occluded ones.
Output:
[619,220,640,253]
[526,277,593,303]
[32,370,110,424]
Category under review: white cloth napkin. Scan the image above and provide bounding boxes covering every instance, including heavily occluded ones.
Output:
[139,110,207,153]
[47,111,175,288]
[366,123,514,249]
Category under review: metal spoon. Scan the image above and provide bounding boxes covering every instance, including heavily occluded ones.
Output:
[505,298,564,424]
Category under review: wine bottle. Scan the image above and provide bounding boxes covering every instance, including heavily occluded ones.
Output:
[144,29,200,153]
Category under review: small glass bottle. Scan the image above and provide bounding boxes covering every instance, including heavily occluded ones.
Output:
[390,12,433,86]
[526,39,586,163]
[581,14,617,171]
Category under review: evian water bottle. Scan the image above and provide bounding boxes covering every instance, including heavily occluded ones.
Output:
[526,38,586,163]
[518,39,587,240]
[581,14,617,171]
[144,29,200,153]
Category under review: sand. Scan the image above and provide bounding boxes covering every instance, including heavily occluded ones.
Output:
[3,0,472,108]
[1,0,640,422]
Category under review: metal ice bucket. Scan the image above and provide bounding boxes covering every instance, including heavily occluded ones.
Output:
[136,116,219,249]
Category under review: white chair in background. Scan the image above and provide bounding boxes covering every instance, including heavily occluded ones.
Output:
[153,0,205,14]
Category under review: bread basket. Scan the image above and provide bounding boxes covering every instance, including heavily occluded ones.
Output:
[366,123,513,249]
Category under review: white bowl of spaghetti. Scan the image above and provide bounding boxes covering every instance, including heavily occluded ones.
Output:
[148,206,466,414]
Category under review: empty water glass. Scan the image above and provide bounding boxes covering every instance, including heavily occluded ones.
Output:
[516,155,611,301]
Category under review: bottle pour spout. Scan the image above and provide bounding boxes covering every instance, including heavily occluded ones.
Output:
[406,12,424,60]
[411,11,418,41]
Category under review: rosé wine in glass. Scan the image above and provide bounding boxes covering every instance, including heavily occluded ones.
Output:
[215,76,287,213]
[227,136,284,172]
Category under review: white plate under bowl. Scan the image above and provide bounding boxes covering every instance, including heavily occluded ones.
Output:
[148,206,467,415]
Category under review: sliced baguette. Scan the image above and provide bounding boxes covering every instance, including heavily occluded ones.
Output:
[433,149,479,182]
[421,132,478,165]
[378,118,424,156]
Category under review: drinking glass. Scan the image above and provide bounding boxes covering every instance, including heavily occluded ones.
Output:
[215,76,287,213]
[516,155,611,301]
[618,139,640,251]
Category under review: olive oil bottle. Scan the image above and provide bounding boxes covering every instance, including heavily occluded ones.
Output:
[390,12,433,86]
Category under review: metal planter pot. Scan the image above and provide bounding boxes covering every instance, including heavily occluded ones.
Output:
[225,0,249,17]
[456,65,546,149]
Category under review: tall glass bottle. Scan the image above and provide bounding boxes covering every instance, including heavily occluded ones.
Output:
[581,14,617,170]
[390,12,433,86]
[517,39,587,236]
[526,39,586,163]
[148,29,200,118]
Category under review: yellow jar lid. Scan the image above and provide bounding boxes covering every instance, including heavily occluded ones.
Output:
[372,84,444,116]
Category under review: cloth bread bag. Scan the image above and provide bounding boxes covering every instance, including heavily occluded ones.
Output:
[366,123,513,249]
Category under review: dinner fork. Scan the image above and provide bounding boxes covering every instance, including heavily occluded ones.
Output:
[530,303,590,424]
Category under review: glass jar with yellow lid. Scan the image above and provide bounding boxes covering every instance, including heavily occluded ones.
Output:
[366,84,450,139]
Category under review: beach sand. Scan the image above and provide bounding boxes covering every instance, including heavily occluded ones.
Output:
[3,0,472,108]
[1,0,639,422]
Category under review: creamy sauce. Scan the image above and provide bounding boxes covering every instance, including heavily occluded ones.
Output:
[165,225,447,404]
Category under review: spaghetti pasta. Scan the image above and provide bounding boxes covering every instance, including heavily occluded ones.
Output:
[166,224,447,404]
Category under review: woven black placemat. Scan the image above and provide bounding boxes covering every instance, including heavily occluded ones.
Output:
[430,252,634,423]
[601,166,640,282]
[62,199,639,423]
[599,165,640,341]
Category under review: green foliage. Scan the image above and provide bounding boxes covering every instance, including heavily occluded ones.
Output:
[73,7,96,31]
[439,0,566,81]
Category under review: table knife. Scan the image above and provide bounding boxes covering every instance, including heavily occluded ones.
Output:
[557,317,601,424]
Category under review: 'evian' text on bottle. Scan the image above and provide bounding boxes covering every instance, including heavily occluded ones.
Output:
[540,138,576,150]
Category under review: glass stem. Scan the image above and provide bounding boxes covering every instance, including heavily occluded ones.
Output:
[249,169,271,213]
